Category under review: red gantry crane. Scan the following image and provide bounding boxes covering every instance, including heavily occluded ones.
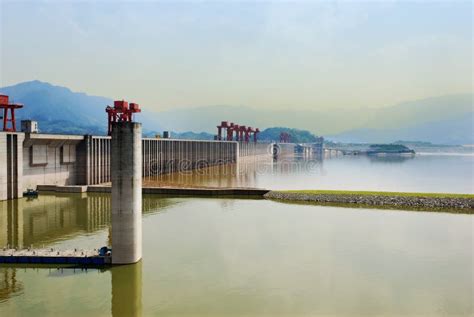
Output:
[216,121,260,143]
[238,125,246,142]
[217,121,240,141]
[0,95,23,132]
[233,124,240,141]
[105,100,141,135]
[226,122,235,141]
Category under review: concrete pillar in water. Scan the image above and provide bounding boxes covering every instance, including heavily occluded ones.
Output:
[111,122,142,264]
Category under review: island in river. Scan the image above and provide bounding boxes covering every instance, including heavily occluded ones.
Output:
[366,144,415,155]
[327,143,416,156]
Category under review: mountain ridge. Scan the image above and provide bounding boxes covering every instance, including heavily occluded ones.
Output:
[0,80,471,144]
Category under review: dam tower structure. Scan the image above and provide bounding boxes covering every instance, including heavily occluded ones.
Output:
[111,121,142,264]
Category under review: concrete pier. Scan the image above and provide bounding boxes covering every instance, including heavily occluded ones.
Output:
[0,132,24,200]
[111,122,142,264]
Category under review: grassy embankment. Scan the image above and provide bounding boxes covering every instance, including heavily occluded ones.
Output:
[265,190,474,213]
[278,190,474,199]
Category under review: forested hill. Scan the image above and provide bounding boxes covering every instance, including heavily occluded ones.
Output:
[258,127,320,143]
[151,127,321,143]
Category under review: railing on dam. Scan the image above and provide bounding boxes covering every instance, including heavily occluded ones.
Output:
[82,136,111,186]
[80,137,241,185]
[238,142,269,157]
[142,138,238,178]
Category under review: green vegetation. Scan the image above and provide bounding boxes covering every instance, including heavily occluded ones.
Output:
[143,127,321,142]
[368,144,415,153]
[259,127,320,143]
[279,190,474,199]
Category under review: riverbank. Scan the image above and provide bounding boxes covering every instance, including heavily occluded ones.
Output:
[264,190,474,213]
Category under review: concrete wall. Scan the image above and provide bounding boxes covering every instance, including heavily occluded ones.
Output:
[275,143,297,156]
[22,134,83,191]
[78,137,240,184]
[0,131,270,200]
[0,132,24,200]
[143,138,238,178]
[76,136,111,186]
[238,142,269,157]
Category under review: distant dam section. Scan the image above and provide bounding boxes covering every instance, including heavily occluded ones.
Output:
[0,131,269,201]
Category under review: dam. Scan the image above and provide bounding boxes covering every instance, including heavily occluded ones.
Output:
[0,131,269,201]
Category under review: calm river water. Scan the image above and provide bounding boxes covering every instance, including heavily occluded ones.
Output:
[145,153,474,194]
[0,154,473,316]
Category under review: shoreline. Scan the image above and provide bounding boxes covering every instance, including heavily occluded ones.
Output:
[264,190,474,213]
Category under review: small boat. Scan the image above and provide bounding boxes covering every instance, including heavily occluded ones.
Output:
[23,188,38,197]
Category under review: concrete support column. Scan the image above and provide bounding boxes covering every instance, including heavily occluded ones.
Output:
[0,134,7,201]
[111,122,142,264]
[0,132,24,201]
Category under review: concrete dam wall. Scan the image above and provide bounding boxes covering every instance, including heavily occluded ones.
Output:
[0,131,270,201]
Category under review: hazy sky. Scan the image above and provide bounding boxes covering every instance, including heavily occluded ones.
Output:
[1,1,472,111]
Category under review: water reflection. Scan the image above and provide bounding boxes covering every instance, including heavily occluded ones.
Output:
[0,193,177,249]
[0,197,472,316]
[112,262,142,317]
[144,155,325,188]
[143,157,263,188]
[0,268,23,303]
[0,263,143,316]
[143,153,473,193]
[367,155,416,163]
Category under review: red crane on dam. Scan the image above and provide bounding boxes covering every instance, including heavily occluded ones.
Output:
[233,124,240,141]
[226,122,235,141]
[106,100,141,135]
[238,125,246,142]
[0,95,23,132]
[217,121,233,141]
[216,121,260,143]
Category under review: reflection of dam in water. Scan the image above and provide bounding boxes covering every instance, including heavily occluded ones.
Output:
[0,268,23,303]
[0,193,177,249]
[111,262,142,317]
[0,261,143,317]
[143,155,325,189]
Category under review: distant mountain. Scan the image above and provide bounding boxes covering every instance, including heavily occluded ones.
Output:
[147,94,473,137]
[1,80,471,144]
[258,127,320,143]
[363,94,472,130]
[0,80,162,135]
[144,128,320,143]
[152,105,363,135]
[329,113,474,145]
[0,80,109,134]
